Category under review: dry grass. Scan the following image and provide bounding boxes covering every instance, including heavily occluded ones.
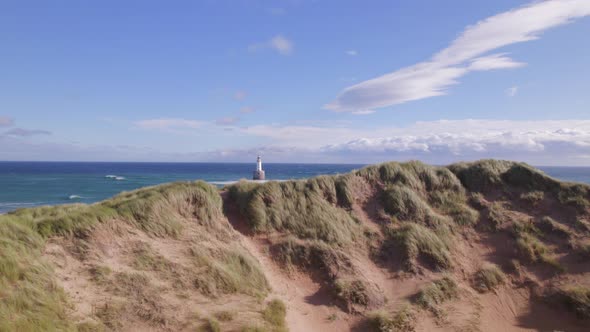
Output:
[94,301,124,330]
[472,263,506,293]
[366,305,416,332]
[200,317,221,332]
[0,181,239,331]
[189,243,269,298]
[572,240,590,260]
[0,219,72,332]
[1,159,589,330]
[381,187,451,229]
[547,286,590,319]
[537,216,572,238]
[132,241,175,272]
[334,278,370,307]
[270,236,352,274]
[262,299,287,331]
[228,178,361,244]
[520,191,545,206]
[385,223,452,271]
[214,310,236,322]
[415,276,459,316]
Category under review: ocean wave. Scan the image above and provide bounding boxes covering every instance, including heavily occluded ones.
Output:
[208,179,284,186]
[68,195,83,200]
[209,180,239,185]
[105,175,126,181]
[0,202,39,207]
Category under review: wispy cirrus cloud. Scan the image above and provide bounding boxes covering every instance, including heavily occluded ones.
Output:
[248,35,293,55]
[326,0,590,113]
[135,118,204,130]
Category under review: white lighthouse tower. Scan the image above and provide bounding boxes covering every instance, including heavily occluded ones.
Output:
[253,155,266,180]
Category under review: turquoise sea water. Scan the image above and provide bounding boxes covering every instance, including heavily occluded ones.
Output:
[0,162,588,214]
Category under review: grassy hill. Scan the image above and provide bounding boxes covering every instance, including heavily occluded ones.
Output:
[1,160,589,331]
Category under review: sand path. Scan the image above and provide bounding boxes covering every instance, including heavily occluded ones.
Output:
[221,191,353,332]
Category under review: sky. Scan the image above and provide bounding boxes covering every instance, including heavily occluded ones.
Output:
[1,0,590,165]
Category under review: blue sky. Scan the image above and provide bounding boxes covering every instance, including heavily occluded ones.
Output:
[1,0,590,164]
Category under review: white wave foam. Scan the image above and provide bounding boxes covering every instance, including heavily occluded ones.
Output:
[115,176,125,181]
[69,195,82,200]
[105,175,117,178]
[208,179,285,186]
[0,202,38,207]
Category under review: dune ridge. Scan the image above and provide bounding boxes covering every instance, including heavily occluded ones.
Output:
[1,159,589,331]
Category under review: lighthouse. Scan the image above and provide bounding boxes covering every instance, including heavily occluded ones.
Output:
[253,155,266,180]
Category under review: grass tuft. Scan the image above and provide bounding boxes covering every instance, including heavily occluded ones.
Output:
[228,178,360,244]
[385,223,451,271]
[367,305,416,332]
[520,191,544,206]
[547,286,590,319]
[472,264,505,293]
[262,299,287,331]
[189,244,269,298]
[537,216,572,238]
[214,310,235,322]
[334,278,370,307]
[200,317,221,332]
[415,276,459,316]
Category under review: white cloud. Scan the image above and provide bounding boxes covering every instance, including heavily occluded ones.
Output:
[507,86,519,97]
[135,118,204,130]
[326,0,590,113]
[0,116,14,127]
[230,119,590,164]
[215,117,239,126]
[346,50,358,56]
[468,53,525,71]
[4,119,590,165]
[249,35,293,55]
[352,110,375,115]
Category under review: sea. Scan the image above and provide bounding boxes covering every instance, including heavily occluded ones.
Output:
[0,161,589,214]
